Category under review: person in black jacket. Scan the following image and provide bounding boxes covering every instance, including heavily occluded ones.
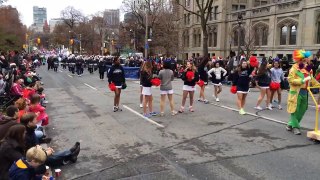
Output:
[232,60,254,115]
[0,124,26,180]
[179,61,199,113]
[197,57,209,104]
[140,61,157,117]
[255,58,272,110]
[108,57,126,112]
[98,58,106,80]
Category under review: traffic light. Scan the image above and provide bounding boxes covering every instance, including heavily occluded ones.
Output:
[69,39,74,45]
[37,38,40,44]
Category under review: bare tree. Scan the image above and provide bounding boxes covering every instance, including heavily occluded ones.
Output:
[60,6,83,30]
[122,0,179,56]
[175,0,214,58]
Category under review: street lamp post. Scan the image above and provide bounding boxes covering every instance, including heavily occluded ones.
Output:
[79,34,82,55]
[145,9,149,58]
[237,13,243,65]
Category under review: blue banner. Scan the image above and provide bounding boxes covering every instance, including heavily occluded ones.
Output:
[106,66,140,79]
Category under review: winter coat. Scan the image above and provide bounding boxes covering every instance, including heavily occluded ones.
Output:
[28,104,49,126]
[0,138,24,180]
[9,158,42,180]
[0,116,18,140]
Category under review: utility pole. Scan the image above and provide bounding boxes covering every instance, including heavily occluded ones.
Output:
[79,34,82,55]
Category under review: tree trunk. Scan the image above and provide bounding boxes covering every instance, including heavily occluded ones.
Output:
[202,25,209,59]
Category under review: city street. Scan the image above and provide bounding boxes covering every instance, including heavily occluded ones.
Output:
[40,66,320,180]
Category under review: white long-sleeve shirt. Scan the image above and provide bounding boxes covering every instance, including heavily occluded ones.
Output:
[207,67,227,80]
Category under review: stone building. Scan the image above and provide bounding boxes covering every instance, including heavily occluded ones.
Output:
[177,0,320,60]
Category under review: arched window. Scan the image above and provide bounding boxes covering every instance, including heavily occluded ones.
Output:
[254,28,260,46]
[198,30,202,47]
[289,25,297,45]
[208,28,213,47]
[262,27,268,45]
[317,16,320,44]
[213,28,217,47]
[234,30,238,46]
[280,26,287,45]
[240,28,245,46]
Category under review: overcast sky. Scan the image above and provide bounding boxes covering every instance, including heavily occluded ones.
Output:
[5,0,123,26]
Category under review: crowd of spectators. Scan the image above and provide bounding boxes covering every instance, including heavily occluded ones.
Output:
[0,50,80,180]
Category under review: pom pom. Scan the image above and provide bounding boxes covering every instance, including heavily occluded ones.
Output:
[270,82,280,91]
[230,86,237,94]
[186,71,195,81]
[197,80,205,87]
[249,56,259,67]
[108,83,116,91]
[151,78,161,86]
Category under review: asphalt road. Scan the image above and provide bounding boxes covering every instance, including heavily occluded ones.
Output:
[39,66,320,180]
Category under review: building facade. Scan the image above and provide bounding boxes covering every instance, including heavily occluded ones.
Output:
[177,0,320,60]
[49,18,63,33]
[32,6,47,32]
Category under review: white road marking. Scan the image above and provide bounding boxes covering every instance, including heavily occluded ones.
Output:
[67,75,73,78]
[84,83,97,90]
[210,103,287,125]
[123,105,165,128]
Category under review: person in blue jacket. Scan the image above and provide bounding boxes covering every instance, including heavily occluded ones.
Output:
[108,57,126,112]
[9,146,49,180]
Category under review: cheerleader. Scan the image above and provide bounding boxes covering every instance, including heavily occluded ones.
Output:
[270,59,284,109]
[232,60,254,115]
[179,61,199,113]
[208,61,227,102]
[158,60,177,116]
[107,57,126,112]
[141,61,157,117]
[197,57,209,104]
[254,58,272,110]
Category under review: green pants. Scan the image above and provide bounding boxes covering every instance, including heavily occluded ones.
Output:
[288,94,308,128]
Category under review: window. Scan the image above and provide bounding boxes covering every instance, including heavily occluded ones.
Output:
[289,25,297,45]
[196,11,200,22]
[183,30,189,47]
[234,30,239,46]
[184,14,187,25]
[198,32,201,47]
[254,28,260,46]
[208,31,213,47]
[185,0,190,6]
[214,6,218,20]
[254,0,269,7]
[208,27,218,47]
[187,13,191,24]
[262,27,268,45]
[240,5,246,10]
[240,29,245,46]
[280,26,287,45]
[232,0,247,11]
[193,33,197,47]
[318,16,320,44]
[213,30,217,47]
